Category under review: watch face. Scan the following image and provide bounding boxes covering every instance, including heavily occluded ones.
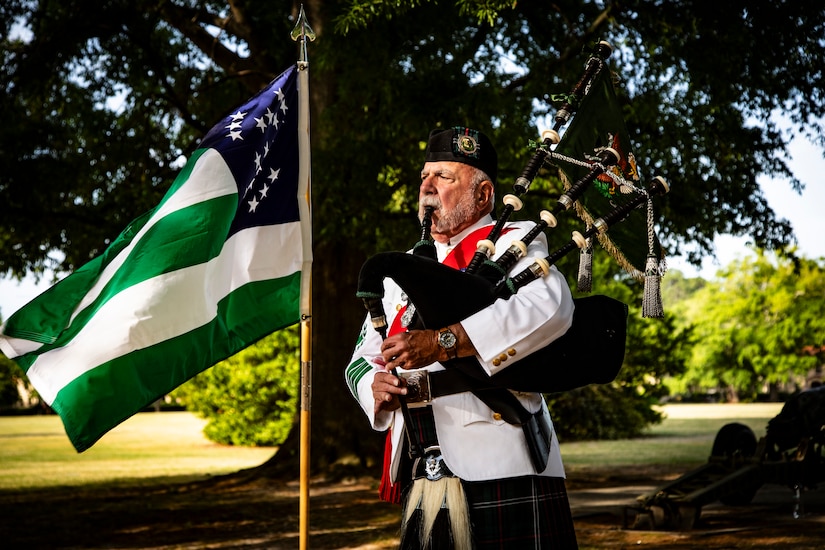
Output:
[439,330,457,349]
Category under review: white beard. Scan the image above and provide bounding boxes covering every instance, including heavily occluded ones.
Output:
[419,193,477,236]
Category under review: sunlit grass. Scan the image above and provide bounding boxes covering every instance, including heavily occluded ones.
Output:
[560,402,783,471]
[0,404,786,491]
[0,411,276,490]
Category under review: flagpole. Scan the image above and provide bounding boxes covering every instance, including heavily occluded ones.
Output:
[291,6,316,550]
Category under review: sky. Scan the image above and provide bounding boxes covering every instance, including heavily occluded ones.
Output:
[667,133,825,277]
[1,130,823,320]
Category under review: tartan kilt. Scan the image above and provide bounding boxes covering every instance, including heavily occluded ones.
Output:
[460,475,578,549]
[400,406,577,549]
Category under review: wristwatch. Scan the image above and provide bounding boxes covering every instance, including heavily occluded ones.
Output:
[437,327,458,360]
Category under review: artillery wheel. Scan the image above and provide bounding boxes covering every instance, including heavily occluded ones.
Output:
[712,422,761,505]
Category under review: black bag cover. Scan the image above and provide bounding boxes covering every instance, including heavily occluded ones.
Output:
[357,252,629,393]
[467,294,628,393]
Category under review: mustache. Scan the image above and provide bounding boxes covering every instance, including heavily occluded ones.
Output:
[419,196,442,211]
[419,198,441,225]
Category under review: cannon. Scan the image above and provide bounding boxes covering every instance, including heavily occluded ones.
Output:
[626,386,825,530]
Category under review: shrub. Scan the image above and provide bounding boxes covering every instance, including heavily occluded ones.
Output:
[171,326,300,446]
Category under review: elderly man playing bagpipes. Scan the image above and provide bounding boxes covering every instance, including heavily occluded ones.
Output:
[345,126,580,549]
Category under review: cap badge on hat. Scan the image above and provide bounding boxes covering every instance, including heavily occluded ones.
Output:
[452,127,481,159]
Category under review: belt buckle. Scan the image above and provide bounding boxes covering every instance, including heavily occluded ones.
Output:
[398,370,431,407]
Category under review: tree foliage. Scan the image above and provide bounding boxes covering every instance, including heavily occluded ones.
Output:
[2,0,824,472]
[0,313,37,409]
[170,327,300,446]
[3,1,824,278]
[0,353,25,409]
[672,251,825,401]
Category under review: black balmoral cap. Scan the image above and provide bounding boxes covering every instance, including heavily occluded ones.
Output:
[424,126,498,183]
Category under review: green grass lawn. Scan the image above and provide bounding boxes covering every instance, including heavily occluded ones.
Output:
[0,403,785,491]
[0,411,276,490]
[560,402,783,472]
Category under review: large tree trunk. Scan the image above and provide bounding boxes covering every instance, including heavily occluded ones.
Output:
[255,238,386,479]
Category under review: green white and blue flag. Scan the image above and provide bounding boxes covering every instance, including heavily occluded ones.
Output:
[0,64,308,452]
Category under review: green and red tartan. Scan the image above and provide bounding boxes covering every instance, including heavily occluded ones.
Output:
[461,475,578,549]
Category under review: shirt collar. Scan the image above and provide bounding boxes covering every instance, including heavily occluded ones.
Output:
[433,214,494,260]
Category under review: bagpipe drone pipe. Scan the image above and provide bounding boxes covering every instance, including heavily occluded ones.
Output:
[356,41,671,395]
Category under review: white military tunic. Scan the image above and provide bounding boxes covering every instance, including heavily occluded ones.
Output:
[345,214,574,482]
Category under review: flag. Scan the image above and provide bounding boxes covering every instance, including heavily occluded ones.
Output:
[553,64,660,281]
[0,64,306,452]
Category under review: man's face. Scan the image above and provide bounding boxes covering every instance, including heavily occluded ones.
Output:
[419,161,490,243]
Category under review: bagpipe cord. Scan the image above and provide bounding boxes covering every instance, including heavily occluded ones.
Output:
[552,148,666,317]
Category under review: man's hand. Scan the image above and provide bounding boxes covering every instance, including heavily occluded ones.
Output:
[380,330,441,371]
[381,324,475,371]
[373,324,476,415]
[372,370,406,414]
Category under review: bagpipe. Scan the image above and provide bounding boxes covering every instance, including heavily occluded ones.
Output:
[357,41,670,395]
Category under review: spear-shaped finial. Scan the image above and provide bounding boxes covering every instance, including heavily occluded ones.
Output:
[290,4,316,70]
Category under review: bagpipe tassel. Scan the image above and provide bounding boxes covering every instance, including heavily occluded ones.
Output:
[576,236,593,293]
[642,196,665,318]
[642,254,664,318]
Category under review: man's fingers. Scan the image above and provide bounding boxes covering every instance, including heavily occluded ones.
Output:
[372,372,407,395]
[372,372,405,414]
